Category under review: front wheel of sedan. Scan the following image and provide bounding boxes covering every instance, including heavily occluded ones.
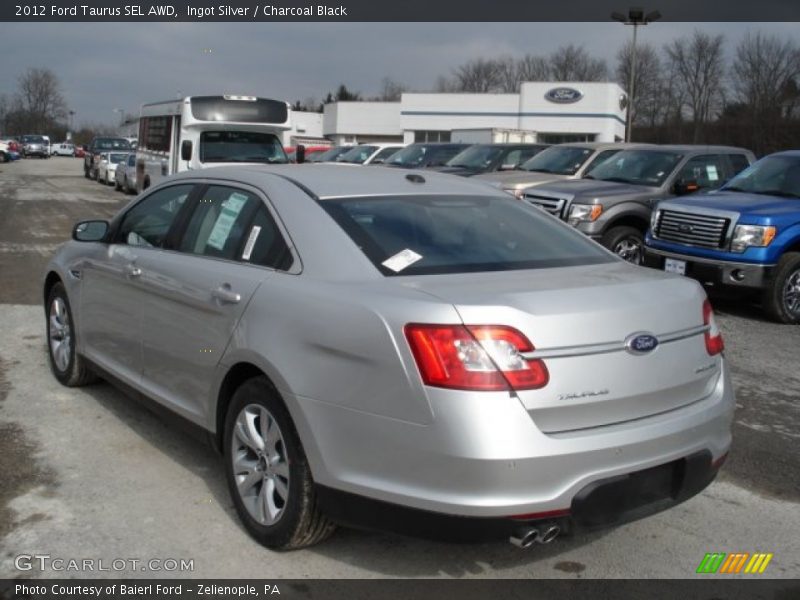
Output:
[46,282,97,387]
[224,377,336,550]
[602,226,644,265]
[763,252,800,324]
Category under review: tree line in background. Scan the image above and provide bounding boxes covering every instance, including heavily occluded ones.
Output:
[3,30,799,156]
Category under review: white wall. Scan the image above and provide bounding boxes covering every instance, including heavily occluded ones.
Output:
[518,82,626,142]
[323,102,402,138]
[321,83,627,145]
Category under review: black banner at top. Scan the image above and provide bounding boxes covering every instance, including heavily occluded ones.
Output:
[2,0,800,22]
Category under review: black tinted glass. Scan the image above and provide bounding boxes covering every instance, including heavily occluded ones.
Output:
[323,195,613,276]
[191,96,288,124]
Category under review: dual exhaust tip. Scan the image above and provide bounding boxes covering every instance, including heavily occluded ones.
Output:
[509,523,560,548]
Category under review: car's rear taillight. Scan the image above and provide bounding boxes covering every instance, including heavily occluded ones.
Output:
[404,324,549,391]
[703,299,724,356]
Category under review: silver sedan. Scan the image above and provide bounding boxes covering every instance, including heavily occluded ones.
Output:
[114,153,138,194]
[43,165,734,550]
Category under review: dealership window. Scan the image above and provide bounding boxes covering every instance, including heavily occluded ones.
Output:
[539,133,596,144]
[414,131,451,143]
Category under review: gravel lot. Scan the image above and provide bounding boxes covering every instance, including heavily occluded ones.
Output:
[0,157,798,579]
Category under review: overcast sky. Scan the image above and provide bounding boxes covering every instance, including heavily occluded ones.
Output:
[2,22,797,127]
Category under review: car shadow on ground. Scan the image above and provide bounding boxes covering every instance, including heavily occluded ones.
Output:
[76,375,610,577]
[707,293,772,323]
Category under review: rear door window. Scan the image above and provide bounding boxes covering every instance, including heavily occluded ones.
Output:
[676,155,729,190]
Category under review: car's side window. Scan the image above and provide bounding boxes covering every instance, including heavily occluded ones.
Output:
[675,155,728,190]
[583,149,620,173]
[178,186,262,261]
[243,206,293,271]
[117,184,194,248]
[728,154,751,178]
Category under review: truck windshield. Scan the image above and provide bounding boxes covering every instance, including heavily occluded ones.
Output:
[446,145,504,170]
[585,150,683,187]
[519,146,593,175]
[199,131,288,164]
[722,155,800,198]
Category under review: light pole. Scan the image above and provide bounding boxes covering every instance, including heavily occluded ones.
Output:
[68,110,75,139]
[611,7,661,142]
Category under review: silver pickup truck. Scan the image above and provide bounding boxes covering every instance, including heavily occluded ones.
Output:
[519,145,755,264]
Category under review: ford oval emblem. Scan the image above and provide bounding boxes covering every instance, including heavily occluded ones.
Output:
[545,87,583,104]
[625,332,659,355]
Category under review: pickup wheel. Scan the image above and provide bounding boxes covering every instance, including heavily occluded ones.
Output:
[602,226,644,265]
[763,252,800,324]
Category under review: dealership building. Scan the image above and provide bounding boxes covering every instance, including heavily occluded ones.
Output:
[287,82,627,147]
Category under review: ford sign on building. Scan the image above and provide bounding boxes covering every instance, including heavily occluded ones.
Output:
[321,82,627,146]
[544,87,584,104]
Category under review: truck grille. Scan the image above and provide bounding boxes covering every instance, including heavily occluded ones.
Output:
[654,210,730,249]
[522,194,566,218]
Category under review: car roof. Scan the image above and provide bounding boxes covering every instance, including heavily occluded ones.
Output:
[656,144,753,154]
[554,142,657,150]
[769,150,800,158]
[166,164,508,200]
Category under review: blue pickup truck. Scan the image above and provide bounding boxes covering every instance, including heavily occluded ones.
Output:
[644,151,800,323]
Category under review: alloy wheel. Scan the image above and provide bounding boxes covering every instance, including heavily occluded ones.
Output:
[49,297,72,372]
[231,404,290,526]
[783,268,800,318]
[614,238,642,265]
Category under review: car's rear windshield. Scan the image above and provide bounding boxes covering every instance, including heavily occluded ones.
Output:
[321,195,613,276]
[95,138,131,151]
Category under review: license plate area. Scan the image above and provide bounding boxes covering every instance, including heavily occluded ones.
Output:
[664,258,686,275]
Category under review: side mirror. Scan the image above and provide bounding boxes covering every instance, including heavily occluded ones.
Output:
[674,180,700,195]
[296,145,306,164]
[73,220,109,242]
[181,140,192,161]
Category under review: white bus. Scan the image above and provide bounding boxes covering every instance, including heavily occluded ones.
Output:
[136,95,292,192]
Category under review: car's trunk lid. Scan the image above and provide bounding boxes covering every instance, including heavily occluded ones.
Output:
[400,263,719,433]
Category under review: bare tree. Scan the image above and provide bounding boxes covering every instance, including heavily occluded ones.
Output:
[379,77,407,101]
[495,56,520,93]
[616,41,663,127]
[516,54,551,82]
[549,44,608,82]
[453,58,503,93]
[433,75,459,93]
[664,31,726,142]
[732,32,800,113]
[15,67,68,127]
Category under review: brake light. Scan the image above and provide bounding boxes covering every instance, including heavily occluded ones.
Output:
[703,299,724,356]
[404,324,549,391]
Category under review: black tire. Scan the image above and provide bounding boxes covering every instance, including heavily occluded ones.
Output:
[114,177,122,191]
[84,164,90,178]
[602,225,645,265]
[224,377,336,550]
[762,252,800,324]
[0,152,7,163]
[46,282,97,387]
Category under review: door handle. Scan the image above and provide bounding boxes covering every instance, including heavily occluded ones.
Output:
[125,264,142,278]
[212,285,241,304]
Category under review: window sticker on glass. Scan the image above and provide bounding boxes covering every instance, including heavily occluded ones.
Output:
[706,165,719,181]
[242,225,262,261]
[382,248,423,273]
[207,192,249,250]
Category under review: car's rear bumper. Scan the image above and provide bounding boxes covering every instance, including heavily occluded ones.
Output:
[316,450,725,542]
[294,360,734,520]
